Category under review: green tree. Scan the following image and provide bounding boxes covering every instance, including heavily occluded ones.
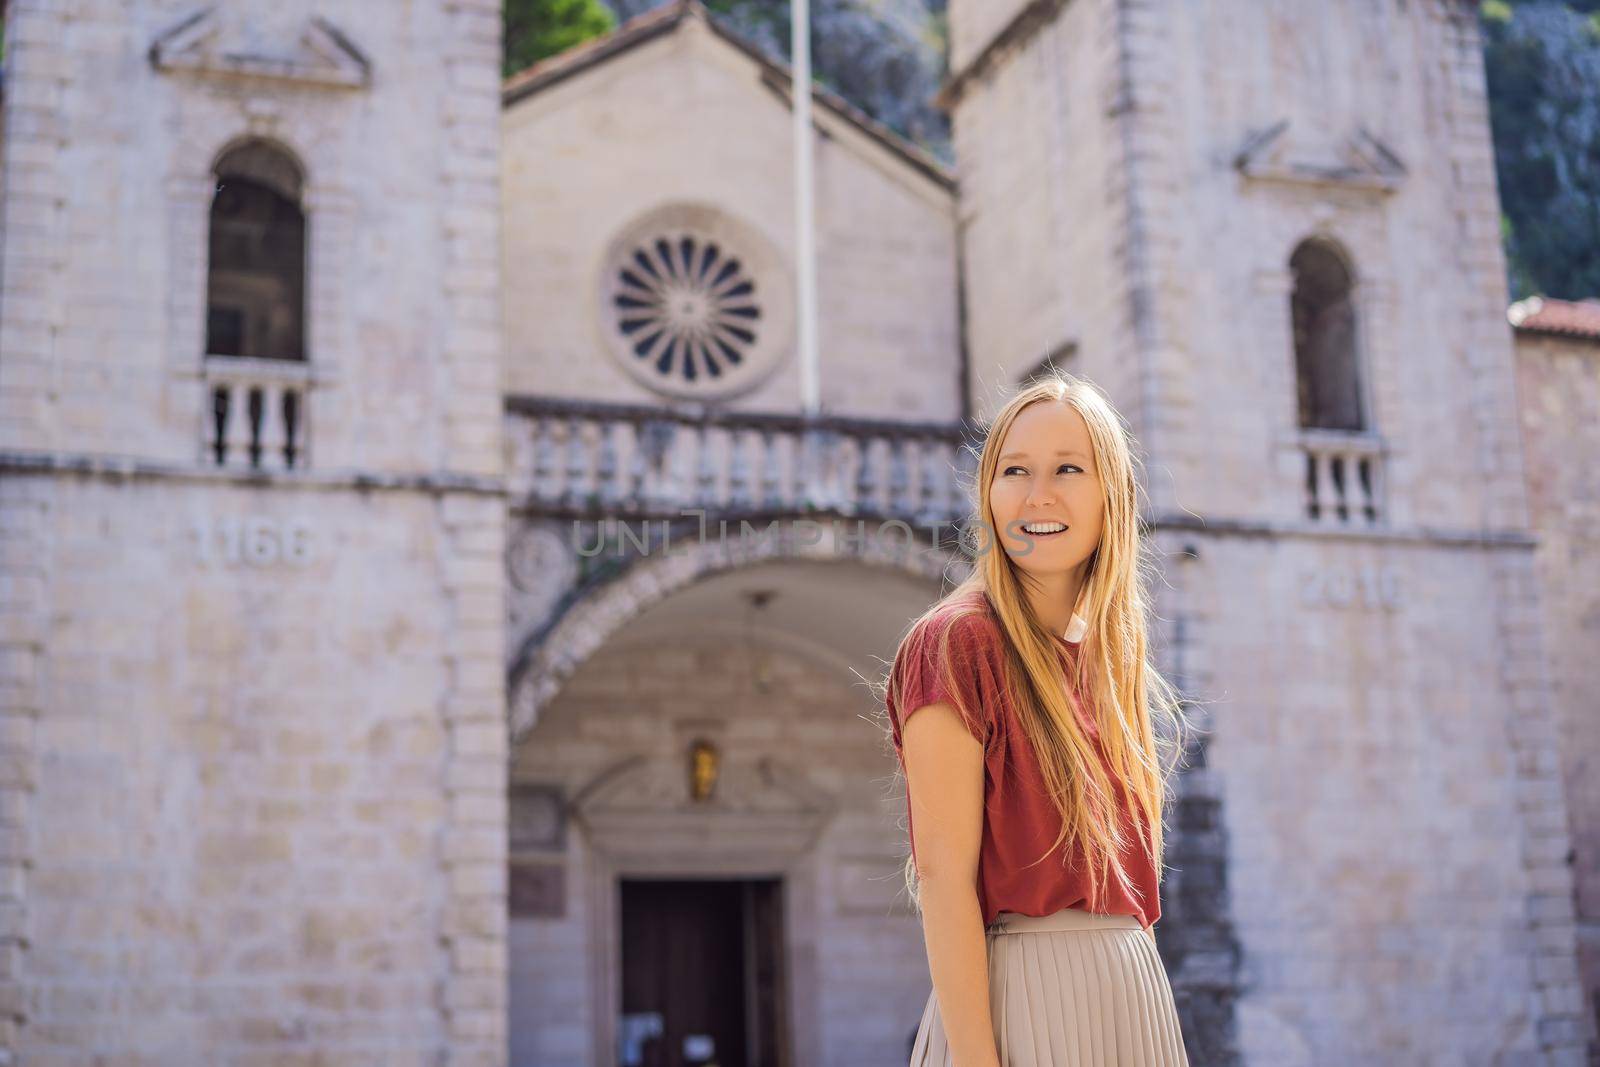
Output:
[504,0,617,78]
[1482,1,1600,299]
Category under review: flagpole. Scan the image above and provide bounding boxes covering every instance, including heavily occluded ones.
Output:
[792,0,820,417]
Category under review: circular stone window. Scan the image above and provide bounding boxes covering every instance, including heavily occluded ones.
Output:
[597,204,793,400]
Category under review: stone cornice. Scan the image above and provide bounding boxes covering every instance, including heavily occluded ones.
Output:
[0,451,505,496]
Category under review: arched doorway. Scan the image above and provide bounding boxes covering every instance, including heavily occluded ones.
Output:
[508,549,956,1067]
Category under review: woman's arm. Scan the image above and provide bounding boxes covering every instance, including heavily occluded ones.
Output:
[902,699,1001,1067]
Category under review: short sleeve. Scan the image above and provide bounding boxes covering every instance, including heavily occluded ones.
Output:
[886,610,999,755]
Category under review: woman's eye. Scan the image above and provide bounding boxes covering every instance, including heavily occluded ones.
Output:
[1000,464,1079,476]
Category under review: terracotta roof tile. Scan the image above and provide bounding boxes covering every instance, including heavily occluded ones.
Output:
[1508,296,1600,342]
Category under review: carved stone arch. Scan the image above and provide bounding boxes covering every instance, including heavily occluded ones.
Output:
[506,527,957,750]
[210,135,308,203]
[607,616,873,684]
[1284,230,1358,289]
[190,125,318,189]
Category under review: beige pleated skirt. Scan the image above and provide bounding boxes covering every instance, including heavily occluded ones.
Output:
[909,907,1190,1066]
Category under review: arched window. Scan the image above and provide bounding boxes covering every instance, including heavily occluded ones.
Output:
[1289,239,1363,432]
[206,141,306,361]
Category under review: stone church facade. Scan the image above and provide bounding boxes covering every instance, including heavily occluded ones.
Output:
[0,1,1594,1065]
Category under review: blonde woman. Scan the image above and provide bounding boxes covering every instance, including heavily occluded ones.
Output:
[883,373,1193,1065]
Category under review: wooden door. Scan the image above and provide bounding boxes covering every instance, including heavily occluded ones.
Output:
[619,879,787,1067]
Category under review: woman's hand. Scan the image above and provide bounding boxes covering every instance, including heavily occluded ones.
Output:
[903,699,1002,1067]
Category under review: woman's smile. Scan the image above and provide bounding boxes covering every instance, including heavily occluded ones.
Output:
[1019,521,1070,540]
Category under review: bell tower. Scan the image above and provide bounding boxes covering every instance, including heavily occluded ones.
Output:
[0,1,509,1060]
[942,0,1590,1062]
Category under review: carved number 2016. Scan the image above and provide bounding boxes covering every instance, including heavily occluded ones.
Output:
[192,516,314,567]
[1300,566,1400,610]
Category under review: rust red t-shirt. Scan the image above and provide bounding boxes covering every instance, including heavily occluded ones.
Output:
[885,590,1161,930]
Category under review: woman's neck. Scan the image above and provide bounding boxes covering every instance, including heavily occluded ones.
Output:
[1024,566,1088,636]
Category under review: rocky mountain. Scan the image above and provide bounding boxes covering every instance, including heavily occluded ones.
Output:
[1482,1,1600,300]
[604,0,952,160]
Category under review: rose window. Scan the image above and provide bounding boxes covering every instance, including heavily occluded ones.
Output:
[599,205,792,400]
[613,237,760,385]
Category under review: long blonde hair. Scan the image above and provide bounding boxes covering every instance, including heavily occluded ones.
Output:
[885,372,1195,914]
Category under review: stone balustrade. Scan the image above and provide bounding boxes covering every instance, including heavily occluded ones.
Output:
[1299,428,1385,526]
[506,395,979,525]
[201,356,312,471]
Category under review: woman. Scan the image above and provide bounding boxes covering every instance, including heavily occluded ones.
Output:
[882,373,1194,1066]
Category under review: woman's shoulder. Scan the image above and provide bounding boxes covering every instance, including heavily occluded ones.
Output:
[888,590,1009,743]
[919,589,1005,650]
[890,592,1004,682]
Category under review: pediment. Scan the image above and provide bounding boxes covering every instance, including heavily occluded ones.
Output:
[499,0,953,195]
[571,753,837,861]
[1234,118,1405,193]
[150,7,371,89]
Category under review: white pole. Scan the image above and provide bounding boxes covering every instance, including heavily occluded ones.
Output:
[792,0,820,416]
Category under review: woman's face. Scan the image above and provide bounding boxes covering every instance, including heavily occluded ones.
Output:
[987,399,1105,578]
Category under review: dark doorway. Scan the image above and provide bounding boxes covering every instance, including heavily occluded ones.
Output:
[619,878,787,1067]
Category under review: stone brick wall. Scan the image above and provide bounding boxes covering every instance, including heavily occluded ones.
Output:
[0,474,49,1057]
[1124,4,1585,1057]
[946,0,1146,432]
[25,483,459,1056]
[948,0,1587,1062]
[1108,0,1528,530]
[1514,330,1600,1057]
[1184,531,1578,1063]
[0,1,508,1062]
[0,3,72,1056]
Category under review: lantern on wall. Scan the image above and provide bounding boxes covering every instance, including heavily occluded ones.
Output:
[688,738,719,802]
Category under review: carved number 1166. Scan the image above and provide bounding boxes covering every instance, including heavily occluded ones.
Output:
[191,516,314,567]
